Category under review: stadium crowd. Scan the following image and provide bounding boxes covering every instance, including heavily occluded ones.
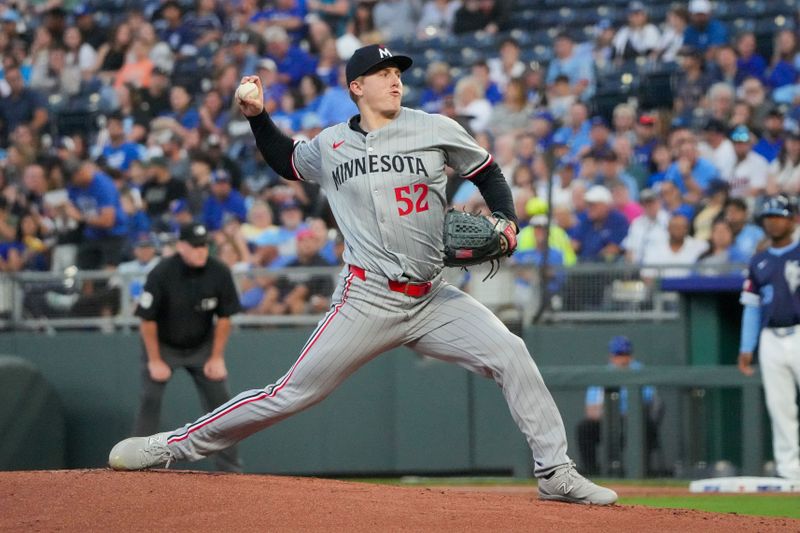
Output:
[0,0,798,317]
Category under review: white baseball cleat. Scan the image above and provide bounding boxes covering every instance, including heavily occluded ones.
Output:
[538,463,618,505]
[108,432,174,471]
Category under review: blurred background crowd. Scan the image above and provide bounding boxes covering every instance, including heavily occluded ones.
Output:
[0,0,799,318]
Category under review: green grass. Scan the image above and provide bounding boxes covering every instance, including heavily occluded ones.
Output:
[621,495,800,519]
[349,477,800,520]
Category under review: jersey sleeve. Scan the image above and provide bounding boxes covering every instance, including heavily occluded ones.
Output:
[290,136,323,183]
[739,261,761,307]
[135,266,164,321]
[433,114,493,179]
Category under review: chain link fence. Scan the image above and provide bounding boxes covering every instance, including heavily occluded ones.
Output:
[0,262,748,332]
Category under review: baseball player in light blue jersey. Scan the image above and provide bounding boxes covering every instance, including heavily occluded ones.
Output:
[109,44,617,505]
[739,194,800,480]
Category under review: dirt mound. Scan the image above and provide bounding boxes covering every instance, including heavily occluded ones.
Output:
[1,470,797,532]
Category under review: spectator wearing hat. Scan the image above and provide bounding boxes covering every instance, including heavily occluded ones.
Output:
[202,170,247,232]
[654,6,689,63]
[132,221,241,472]
[576,336,661,476]
[73,3,106,50]
[728,125,770,199]
[114,233,161,307]
[698,118,736,180]
[517,203,576,266]
[622,188,668,264]
[632,113,658,169]
[753,110,785,163]
[419,61,454,115]
[0,65,48,148]
[224,30,260,81]
[611,2,661,62]
[663,130,720,202]
[65,160,129,270]
[546,32,596,101]
[571,185,629,263]
[141,156,188,231]
[642,213,708,278]
[683,0,728,56]
[767,126,800,195]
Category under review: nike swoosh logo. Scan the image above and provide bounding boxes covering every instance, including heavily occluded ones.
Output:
[333,140,345,149]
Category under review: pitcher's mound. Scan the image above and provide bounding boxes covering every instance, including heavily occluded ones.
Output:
[1,470,798,532]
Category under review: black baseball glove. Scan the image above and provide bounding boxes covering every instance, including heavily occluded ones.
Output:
[442,209,517,268]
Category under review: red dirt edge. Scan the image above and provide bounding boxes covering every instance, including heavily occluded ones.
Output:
[1,470,798,532]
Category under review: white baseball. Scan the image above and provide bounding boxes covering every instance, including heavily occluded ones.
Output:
[236,81,259,101]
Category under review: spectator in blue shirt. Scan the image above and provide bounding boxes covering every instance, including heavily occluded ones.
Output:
[154,1,195,55]
[735,32,767,83]
[752,110,784,162]
[100,113,145,174]
[658,179,695,221]
[767,29,800,89]
[251,0,308,46]
[202,170,247,232]
[553,102,592,159]
[165,85,201,132]
[546,32,596,101]
[65,160,129,269]
[419,61,455,114]
[663,131,720,201]
[683,0,728,55]
[576,335,660,475]
[571,185,629,263]
[724,198,765,260]
[316,65,358,127]
[264,26,318,87]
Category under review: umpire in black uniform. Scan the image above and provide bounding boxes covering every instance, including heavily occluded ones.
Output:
[133,222,242,471]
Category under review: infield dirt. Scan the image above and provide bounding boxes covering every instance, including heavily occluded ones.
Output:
[1,470,798,532]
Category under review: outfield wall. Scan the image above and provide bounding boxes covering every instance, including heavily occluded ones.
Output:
[0,323,698,476]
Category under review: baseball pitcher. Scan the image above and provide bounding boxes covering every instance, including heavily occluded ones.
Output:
[109,44,617,505]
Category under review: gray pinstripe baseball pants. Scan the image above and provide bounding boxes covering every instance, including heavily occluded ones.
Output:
[165,265,571,477]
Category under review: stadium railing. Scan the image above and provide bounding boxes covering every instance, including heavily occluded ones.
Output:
[0,262,746,332]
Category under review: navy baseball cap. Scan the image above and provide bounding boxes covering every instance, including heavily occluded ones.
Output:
[609,335,633,355]
[179,222,210,246]
[346,44,413,85]
[758,195,796,221]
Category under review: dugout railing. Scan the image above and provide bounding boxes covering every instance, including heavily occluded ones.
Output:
[0,262,748,331]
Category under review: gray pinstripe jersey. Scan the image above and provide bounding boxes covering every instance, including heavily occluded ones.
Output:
[291,107,493,282]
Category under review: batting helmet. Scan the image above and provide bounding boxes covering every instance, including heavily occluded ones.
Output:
[608,335,632,356]
[757,195,796,222]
